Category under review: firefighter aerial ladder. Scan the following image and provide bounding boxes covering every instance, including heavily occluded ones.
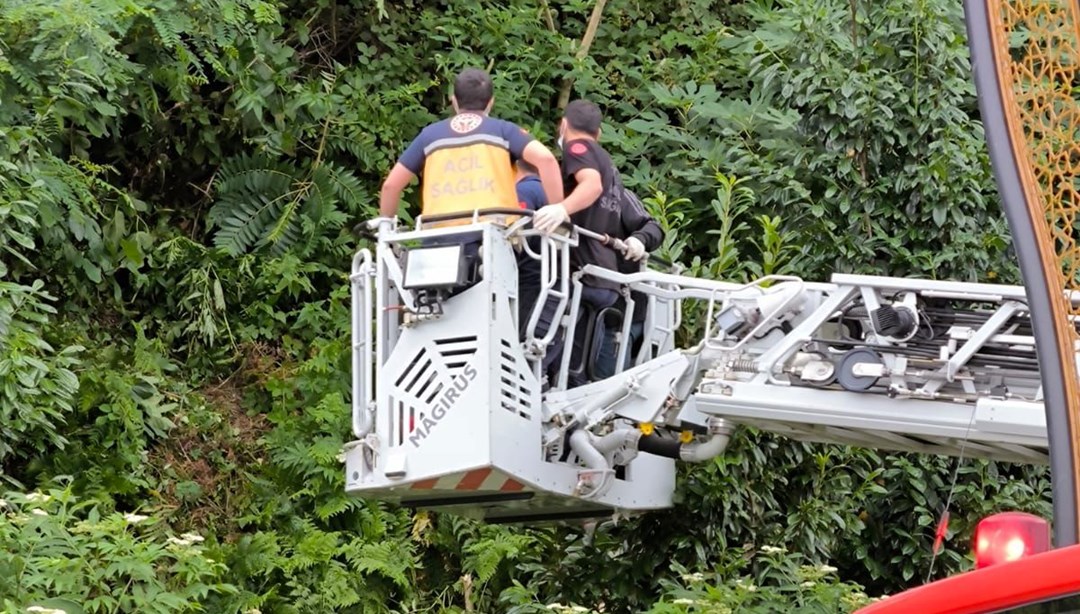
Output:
[342,210,1056,524]
[343,1,1080,542]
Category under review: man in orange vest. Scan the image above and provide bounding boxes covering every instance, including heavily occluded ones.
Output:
[378,68,563,223]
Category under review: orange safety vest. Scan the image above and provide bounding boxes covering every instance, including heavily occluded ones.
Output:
[399,113,532,228]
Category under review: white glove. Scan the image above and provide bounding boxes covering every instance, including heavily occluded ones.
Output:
[533,203,569,235]
[366,216,395,231]
[623,236,647,261]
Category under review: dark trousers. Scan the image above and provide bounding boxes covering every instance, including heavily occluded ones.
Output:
[566,286,620,388]
[519,282,564,378]
[594,319,645,380]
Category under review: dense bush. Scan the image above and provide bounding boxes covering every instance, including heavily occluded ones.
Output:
[0,0,1048,611]
[0,484,234,613]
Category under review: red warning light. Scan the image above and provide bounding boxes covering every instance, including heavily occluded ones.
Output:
[973,511,1050,569]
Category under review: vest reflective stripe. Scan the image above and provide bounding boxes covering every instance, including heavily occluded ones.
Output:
[423,133,511,156]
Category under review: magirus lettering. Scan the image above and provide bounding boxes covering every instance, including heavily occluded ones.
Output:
[409,363,478,447]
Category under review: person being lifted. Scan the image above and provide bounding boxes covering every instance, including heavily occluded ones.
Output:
[533,99,662,387]
[378,68,563,229]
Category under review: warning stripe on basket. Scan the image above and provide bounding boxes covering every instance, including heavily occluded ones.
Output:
[456,468,491,490]
[409,468,528,492]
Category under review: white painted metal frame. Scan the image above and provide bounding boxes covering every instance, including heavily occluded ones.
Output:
[347,220,1057,523]
[572,265,1049,463]
[345,220,679,520]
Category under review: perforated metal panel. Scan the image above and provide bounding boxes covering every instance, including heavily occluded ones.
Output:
[498,338,534,420]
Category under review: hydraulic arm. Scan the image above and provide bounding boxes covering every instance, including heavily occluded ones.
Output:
[343,213,1055,524]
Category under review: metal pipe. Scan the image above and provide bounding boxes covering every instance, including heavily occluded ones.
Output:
[614,288,635,375]
[593,428,642,454]
[527,237,571,350]
[679,418,735,463]
[572,378,633,428]
[554,275,586,390]
[575,226,626,254]
[351,249,374,439]
[568,429,611,498]
[568,430,606,470]
[582,265,836,295]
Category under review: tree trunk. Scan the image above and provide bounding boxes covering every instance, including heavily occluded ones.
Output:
[557,0,609,110]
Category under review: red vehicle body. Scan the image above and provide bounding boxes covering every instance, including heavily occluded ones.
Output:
[856,541,1080,614]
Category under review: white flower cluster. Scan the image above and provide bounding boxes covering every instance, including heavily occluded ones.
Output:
[679,572,705,583]
[734,578,758,592]
[545,604,591,612]
[123,513,150,524]
[167,532,206,547]
[758,545,786,555]
[672,603,730,614]
[840,590,877,608]
[27,607,69,614]
[18,492,54,518]
[819,564,838,574]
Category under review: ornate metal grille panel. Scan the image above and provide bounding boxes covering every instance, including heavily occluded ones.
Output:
[999,1,1080,298]
[970,0,1080,542]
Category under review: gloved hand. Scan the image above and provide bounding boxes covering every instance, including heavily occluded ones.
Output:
[623,236,647,261]
[366,216,395,231]
[532,203,569,235]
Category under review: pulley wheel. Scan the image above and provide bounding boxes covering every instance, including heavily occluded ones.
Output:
[837,348,883,392]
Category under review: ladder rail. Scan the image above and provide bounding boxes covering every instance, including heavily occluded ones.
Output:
[351,248,375,439]
[688,384,1047,464]
[522,230,575,353]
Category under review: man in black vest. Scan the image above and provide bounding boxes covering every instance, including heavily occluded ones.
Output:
[534,99,662,387]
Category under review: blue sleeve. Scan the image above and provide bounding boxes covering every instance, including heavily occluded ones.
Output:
[503,121,535,161]
[398,130,427,175]
[516,181,548,211]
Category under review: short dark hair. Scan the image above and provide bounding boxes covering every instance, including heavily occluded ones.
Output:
[516,159,538,175]
[564,99,602,136]
[453,68,494,111]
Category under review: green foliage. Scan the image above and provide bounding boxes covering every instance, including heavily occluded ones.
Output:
[655,175,807,345]
[0,281,80,478]
[840,454,1051,587]
[502,545,877,613]
[0,0,269,298]
[642,549,877,614]
[150,237,239,354]
[0,173,39,277]
[208,154,364,257]
[0,0,1053,611]
[0,484,235,613]
[36,327,190,499]
[613,0,1016,283]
